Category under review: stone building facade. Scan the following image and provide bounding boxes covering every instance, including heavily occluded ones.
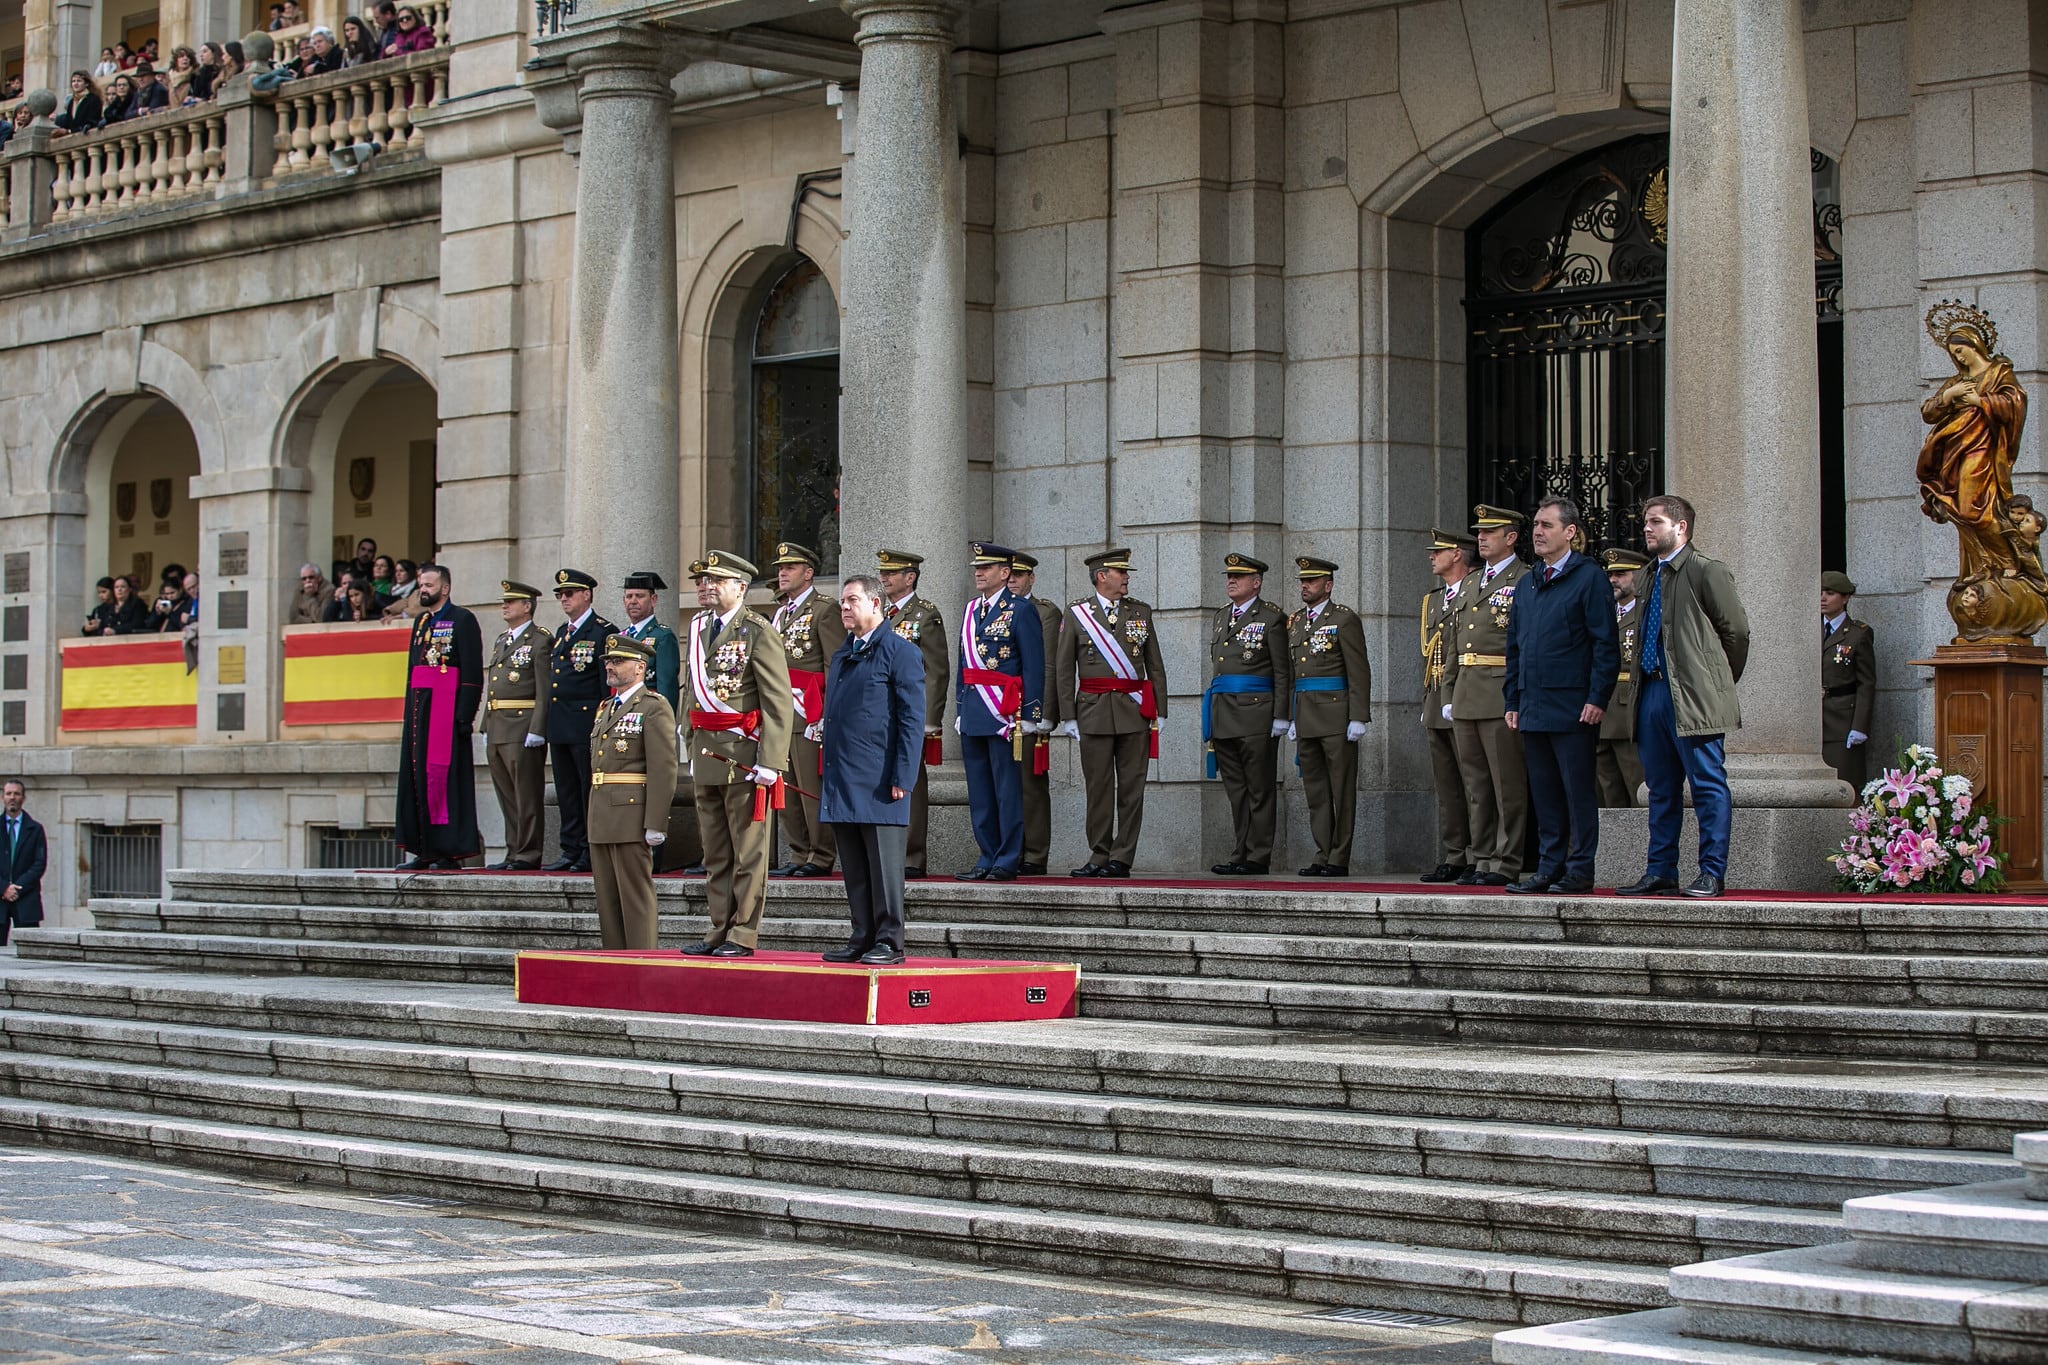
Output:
[0,0,2033,918]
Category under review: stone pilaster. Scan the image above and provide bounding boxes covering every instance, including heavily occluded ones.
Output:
[839,0,970,594]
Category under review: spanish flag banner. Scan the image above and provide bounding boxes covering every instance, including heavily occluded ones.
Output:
[60,637,198,731]
[282,624,411,726]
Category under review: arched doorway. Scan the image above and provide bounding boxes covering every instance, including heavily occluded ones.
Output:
[84,398,201,607]
[288,361,439,583]
[747,257,840,571]
[1463,134,1845,553]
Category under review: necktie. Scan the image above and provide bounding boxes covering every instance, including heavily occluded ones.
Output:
[1825,620,1836,641]
[705,616,722,649]
[1642,566,1664,674]
[1545,564,1559,584]
[6,818,15,864]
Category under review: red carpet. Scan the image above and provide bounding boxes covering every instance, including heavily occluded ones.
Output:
[513,948,1079,1025]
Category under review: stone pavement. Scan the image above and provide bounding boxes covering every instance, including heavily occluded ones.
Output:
[0,1149,1498,1363]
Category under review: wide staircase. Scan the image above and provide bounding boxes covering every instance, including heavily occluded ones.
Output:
[4,870,2047,1331]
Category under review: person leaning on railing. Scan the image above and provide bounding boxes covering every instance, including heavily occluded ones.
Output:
[56,71,104,130]
[98,74,135,124]
[389,6,437,54]
[339,16,380,67]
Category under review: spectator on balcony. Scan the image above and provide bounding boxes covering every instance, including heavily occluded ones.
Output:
[340,17,379,67]
[221,42,247,84]
[112,41,135,71]
[292,564,335,625]
[382,559,423,619]
[331,578,384,623]
[391,5,437,53]
[56,72,104,131]
[280,0,306,27]
[99,75,136,124]
[350,537,378,584]
[166,47,200,105]
[189,44,222,100]
[150,573,192,632]
[369,554,396,597]
[82,578,119,635]
[129,63,169,115]
[372,1,403,55]
[303,27,344,75]
[142,38,160,66]
[267,3,286,29]
[2,76,21,102]
[0,104,26,150]
[111,576,150,633]
[94,47,120,79]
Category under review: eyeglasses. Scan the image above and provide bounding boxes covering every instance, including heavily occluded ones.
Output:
[398,15,416,22]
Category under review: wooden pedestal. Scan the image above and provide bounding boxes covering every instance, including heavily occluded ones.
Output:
[1911,644,2047,891]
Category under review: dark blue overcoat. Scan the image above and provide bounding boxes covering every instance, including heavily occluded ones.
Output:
[1503,550,1620,733]
[819,626,927,826]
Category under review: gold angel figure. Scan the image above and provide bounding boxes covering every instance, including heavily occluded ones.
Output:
[1918,299,2047,642]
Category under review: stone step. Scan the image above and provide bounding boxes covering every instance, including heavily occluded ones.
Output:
[85,900,2048,1012]
[0,1051,1845,1265]
[145,871,2048,956]
[1843,1180,2048,1280]
[2019,1132,2048,1198]
[0,1093,1671,1324]
[17,927,2048,1063]
[5,962,2044,1152]
[1491,1307,1930,1364]
[7,1007,2009,1209]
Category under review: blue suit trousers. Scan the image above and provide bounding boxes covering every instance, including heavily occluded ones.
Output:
[1522,724,1600,881]
[960,732,1023,870]
[1635,675,1732,880]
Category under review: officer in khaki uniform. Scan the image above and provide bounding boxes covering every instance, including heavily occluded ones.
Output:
[1008,551,1062,875]
[1596,547,1649,807]
[769,542,847,878]
[587,633,680,949]
[1448,504,1530,885]
[1287,557,1372,876]
[1421,531,1478,882]
[1820,570,1877,789]
[1205,553,1291,875]
[678,550,792,956]
[1055,547,1168,878]
[482,580,552,870]
[878,549,948,877]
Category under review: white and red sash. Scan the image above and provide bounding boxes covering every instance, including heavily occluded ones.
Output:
[960,596,1020,731]
[687,612,757,738]
[1069,600,1140,681]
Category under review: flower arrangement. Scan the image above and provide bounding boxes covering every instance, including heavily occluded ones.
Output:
[1832,744,2003,893]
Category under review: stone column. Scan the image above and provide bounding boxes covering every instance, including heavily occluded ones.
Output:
[559,31,685,595]
[838,0,969,593]
[1662,0,1851,875]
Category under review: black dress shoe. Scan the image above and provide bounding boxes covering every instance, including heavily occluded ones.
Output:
[1212,861,1245,875]
[859,946,906,965]
[710,943,754,957]
[1506,873,1560,894]
[542,857,579,873]
[1682,874,1725,899]
[1615,874,1680,897]
[1320,866,1348,877]
[768,863,800,878]
[821,945,867,963]
[1238,862,1269,876]
[986,867,1018,882]
[1420,862,1469,884]
[395,856,432,871]
[1453,866,1486,885]
[1019,863,1046,876]
[1298,863,1328,876]
[1549,876,1596,894]
[680,941,716,956]
[1071,863,1103,878]
[1097,861,1131,879]
[1467,870,1511,887]
[681,864,707,875]
[428,858,463,871]
[567,859,591,874]
[904,867,926,881]
[790,864,832,878]
[955,868,990,881]
[485,859,513,871]
[502,860,540,872]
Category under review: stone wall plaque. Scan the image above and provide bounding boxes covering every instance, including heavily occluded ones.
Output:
[2,553,26,595]
[218,532,249,579]
[215,591,249,631]
[216,692,245,732]
[217,645,245,685]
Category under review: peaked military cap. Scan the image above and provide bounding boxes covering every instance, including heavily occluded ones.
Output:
[501,579,541,601]
[604,633,654,663]
[1085,547,1133,572]
[698,550,757,583]
[1296,556,1339,579]
[1223,552,1268,575]
[1821,570,1857,596]
[772,542,819,569]
[687,558,708,578]
[1471,504,1527,532]
[876,548,924,571]
[1602,547,1650,573]
[1009,550,1040,572]
[971,541,1015,566]
[1428,527,1477,552]
[553,568,597,592]
[621,570,668,592]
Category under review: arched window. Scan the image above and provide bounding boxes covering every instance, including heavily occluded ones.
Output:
[750,258,841,571]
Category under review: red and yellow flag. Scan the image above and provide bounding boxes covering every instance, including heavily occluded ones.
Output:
[282,624,411,725]
[60,637,197,731]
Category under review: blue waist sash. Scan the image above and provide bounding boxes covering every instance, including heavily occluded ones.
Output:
[1294,677,1347,691]
[1202,674,1275,778]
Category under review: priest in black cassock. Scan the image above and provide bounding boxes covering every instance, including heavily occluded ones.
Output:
[396,563,485,870]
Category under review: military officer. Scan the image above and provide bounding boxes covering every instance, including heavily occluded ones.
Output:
[1287,557,1372,876]
[1596,547,1649,808]
[1421,530,1479,882]
[588,633,680,949]
[544,568,616,873]
[676,559,715,877]
[877,549,948,878]
[616,571,682,710]
[1008,551,1062,875]
[1055,547,1168,878]
[769,542,847,878]
[1447,505,1530,886]
[1821,570,1876,789]
[1204,554,1291,875]
[679,550,792,956]
[483,580,551,870]
[954,541,1045,880]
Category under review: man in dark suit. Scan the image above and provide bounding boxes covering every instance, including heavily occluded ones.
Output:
[1502,497,1618,894]
[954,541,1045,881]
[0,779,46,944]
[819,573,926,965]
[395,565,485,870]
[544,568,616,873]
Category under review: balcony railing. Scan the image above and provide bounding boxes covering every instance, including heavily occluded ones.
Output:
[268,53,445,179]
[51,105,228,222]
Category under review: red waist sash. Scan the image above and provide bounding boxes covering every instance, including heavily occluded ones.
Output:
[689,709,760,737]
[961,669,1023,716]
[789,668,825,725]
[1079,677,1156,720]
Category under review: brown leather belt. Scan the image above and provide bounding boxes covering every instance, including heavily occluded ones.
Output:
[590,772,645,785]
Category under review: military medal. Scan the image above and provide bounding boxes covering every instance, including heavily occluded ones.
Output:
[508,671,519,682]
[616,739,629,752]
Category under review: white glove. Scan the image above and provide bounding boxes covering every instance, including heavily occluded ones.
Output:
[1441,704,1454,722]
[523,733,546,748]
[1847,729,1867,748]
[953,715,962,735]
[750,764,779,786]
[1286,722,1297,742]
[1057,720,1080,740]
[644,830,665,847]
[1270,720,1290,738]
[1035,719,1054,734]
[803,722,822,742]
[1346,721,1367,742]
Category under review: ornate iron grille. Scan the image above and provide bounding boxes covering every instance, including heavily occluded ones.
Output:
[310,825,400,869]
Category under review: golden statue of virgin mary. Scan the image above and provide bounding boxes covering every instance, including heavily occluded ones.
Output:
[1918,299,2047,642]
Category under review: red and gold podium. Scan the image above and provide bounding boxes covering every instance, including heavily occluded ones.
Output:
[1914,643,2045,890]
[514,949,1079,1026]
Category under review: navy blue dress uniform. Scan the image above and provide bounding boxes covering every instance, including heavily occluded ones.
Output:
[395,591,484,868]
[1502,546,1619,893]
[819,609,928,962]
[544,568,616,872]
[615,570,682,710]
[0,801,47,944]
[953,542,1046,880]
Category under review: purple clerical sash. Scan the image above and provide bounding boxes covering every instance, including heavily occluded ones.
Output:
[407,663,459,825]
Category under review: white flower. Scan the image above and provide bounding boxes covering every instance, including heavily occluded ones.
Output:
[1861,777,1885,801]
[1942,774,1972,802]
[1908,743,1937,763]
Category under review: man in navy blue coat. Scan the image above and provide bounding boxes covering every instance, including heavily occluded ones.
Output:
[1503,497,1619,894]
[1,778,47,945]
[819,573,927,965]
[952,542,1045,881]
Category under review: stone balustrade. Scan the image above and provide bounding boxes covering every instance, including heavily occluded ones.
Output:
[50,105,228,222]
[419,0,453,45]
[267,51,448,179]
